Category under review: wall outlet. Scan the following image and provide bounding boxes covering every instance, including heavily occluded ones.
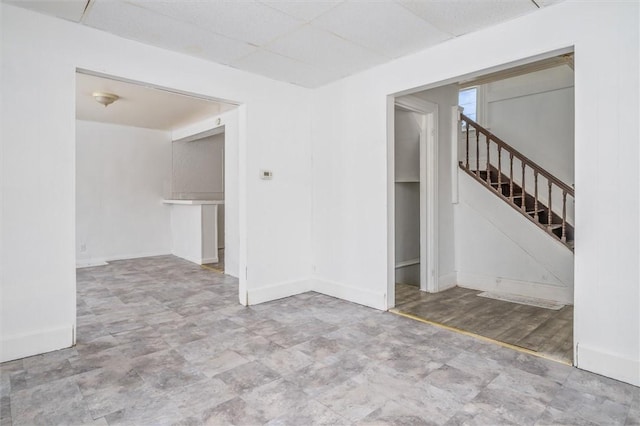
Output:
[260,169,273,180]
[80,243,87,252]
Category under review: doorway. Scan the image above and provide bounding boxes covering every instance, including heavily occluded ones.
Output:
[74,70,244,337]
[387,52,575,365]
[389,96,438,308]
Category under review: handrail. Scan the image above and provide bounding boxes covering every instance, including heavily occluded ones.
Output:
[460,113,574,197]
[459,112,574,247]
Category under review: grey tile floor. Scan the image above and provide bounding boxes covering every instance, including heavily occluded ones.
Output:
[1,255,638,425]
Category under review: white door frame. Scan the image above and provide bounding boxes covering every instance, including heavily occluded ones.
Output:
[388,95,439,309]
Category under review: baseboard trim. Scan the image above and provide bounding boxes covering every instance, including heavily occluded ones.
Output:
[577,344,640,386]
[457,272,573,305]
[76,260,109,268]
[0,325,74,363]
[171,252,206,266]
[438,272,457,291]
[201,257,219,265]
[311,278,386,311]
[76,251,172,268]
[247,279,313,305]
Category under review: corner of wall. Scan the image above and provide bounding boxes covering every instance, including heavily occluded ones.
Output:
[310,278,387,311]
[0,325,74,363]
[576,344,640,387]
[246,279,314,305]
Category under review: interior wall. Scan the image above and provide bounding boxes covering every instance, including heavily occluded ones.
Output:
[76,120,172,266]
[485,66,574,187]
[1,4,312,362]
[414,84,459,287]
[394,109,420,286]
[311,1,639,385]
[455,170,574,303]
[172,133,225,248]
[172,133,224,200]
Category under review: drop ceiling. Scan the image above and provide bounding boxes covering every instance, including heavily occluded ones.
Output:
[6,0,564,88]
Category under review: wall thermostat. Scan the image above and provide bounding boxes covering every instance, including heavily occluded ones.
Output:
[260,170,273,180]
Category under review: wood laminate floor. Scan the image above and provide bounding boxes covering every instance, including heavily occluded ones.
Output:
[395,283,573,364]
[202,248,224,273]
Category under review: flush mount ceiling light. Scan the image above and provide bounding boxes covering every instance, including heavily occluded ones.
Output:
[92,92,119,107]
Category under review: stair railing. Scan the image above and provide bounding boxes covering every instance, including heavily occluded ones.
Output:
[459,113,574,244]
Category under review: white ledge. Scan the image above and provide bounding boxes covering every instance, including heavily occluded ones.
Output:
[163,199,225,205]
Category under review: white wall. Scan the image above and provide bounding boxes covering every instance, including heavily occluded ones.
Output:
[414,84,459,286]
[76,120,172,266]
[456,170,573,304]
[311,2,639,385]
[172,133,224,200]
[172,133,225,248]
[1,4,312,362]
[485,66,574,187]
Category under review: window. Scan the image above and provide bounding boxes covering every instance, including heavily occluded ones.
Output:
[458,87,477,121]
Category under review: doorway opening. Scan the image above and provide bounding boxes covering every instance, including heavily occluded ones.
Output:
[74,69,243,336]
[388,51,575,364]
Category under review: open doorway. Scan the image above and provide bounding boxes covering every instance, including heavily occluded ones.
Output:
[393,97,438,296]
[74,70,242,317]
[389,52,575,364]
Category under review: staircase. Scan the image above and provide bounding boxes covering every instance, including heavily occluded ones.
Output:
[459,113,574,251]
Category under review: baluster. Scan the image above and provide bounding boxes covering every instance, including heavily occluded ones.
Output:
[548,181,553,228]
[475,129,480,177]
[509,153,514,202]
[486,137,491,184]
[521,162,526,212]
[533,170,539,220]
[465,121,469,169]
[562,191,567,242]
[497,146,502,193]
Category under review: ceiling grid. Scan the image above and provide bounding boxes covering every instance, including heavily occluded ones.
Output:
[5,0,563,88]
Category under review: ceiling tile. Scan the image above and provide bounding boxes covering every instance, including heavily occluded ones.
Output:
[84,1,257,65]
[5,0,88,22]
[259,0,343,22]
[129,0,304,46]
[266,25,386,77]
[312,0,452,58]
[231,49,341,88]
[399,0,537,37]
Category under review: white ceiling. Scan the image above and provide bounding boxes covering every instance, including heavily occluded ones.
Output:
[7,0,563,88]
[76,72,235,131]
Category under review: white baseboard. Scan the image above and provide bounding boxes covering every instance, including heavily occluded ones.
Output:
[76,260,109,268]
[201,257,219,264]
[1,325,74,363]
[246,278,387,311]
[247,279,313,305]
[438,271,458,291]
[310,278,387,311]
[457,272,573,305]
[76,251,171,268]
[577,344,640,386]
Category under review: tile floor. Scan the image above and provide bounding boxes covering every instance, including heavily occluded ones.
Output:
[395,284,574,363]
[1,255,638,425]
